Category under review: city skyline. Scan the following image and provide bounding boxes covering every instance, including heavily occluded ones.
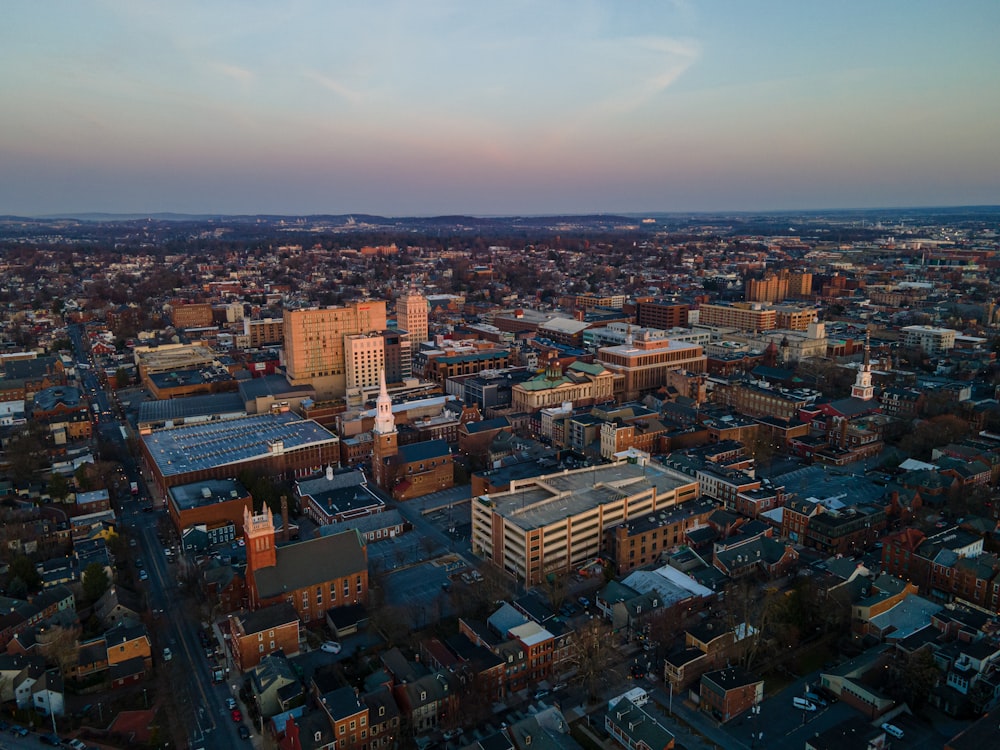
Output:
[2,1,999,217]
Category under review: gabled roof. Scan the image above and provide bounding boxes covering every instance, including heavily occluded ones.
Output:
[253,530,366,601]
[396,439,450,464]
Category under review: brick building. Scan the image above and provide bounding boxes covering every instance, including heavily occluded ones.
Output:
[244,506,368,624]
[228,602,301,672]
[166,477,253,537]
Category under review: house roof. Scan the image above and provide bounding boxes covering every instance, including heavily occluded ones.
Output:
[237,601,299,635]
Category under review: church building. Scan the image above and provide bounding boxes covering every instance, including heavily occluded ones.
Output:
[244,505,368,623]
[371,369,455,501]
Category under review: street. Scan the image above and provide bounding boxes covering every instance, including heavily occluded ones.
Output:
[70,324,254,750]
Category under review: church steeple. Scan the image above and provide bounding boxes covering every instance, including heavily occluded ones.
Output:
[851,331,875,401]
[374,368,395,435]
[372,368,398,492]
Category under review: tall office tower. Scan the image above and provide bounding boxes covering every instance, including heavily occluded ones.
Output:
[396,292,429,346]
[381,329,410,383]
[283,301,387,398]
[344,332,386,391]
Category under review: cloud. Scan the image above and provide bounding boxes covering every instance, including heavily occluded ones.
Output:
[589,35,701,117]
[213,62,255,85]
[303,69,363,103]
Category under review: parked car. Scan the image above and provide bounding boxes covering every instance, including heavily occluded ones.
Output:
[792,697,817,711]
[138,569,148,581]
[226,697,238,710]
[40,734,61,746]
[68,739,89,750]
[238,725,251,740]
[321,641,342,654]
[232,709,242,722]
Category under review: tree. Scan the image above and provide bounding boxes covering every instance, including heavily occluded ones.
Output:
[47,473,71,503]
[899,415,970,460]
[8,555,42,592]
[574,617,616,701]
[540,572,568,612]
[39,624,80,675]
[6,424,47,482]
[885,647,940,710]
[114,368,130,389]
[82,562,110,603]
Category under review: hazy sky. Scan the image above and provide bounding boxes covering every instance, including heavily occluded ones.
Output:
[3,1,999,216]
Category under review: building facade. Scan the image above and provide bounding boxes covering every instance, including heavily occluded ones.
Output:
[471,461,699,586]
[283,301,388,398]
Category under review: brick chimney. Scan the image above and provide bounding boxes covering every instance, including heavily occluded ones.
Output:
[280,495,290,542]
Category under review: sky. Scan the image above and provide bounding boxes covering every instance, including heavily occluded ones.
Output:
[2,0,999,216]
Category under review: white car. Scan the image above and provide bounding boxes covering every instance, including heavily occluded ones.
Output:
[321,641,342,654]
[162,648,172,662]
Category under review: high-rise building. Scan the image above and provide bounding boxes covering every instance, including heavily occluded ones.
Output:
[344,332,385,392]
[396,292,429,346]
[745,274,788,304]
[282,301,387,398]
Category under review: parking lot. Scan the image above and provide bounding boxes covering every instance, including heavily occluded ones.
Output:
[381,556,465,624]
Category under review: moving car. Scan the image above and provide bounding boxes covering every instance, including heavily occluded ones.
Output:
[226,698,238,710]
[321,641,342,654]
[232,709,242,722]
[238,725,251,740]
[162,648,172,662]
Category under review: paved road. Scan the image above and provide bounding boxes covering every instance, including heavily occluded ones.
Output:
[71,325,254,750]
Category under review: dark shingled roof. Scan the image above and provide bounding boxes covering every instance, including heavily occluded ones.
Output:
[396,439,450,464]
[237,601,299,634]
[254,530,366,600]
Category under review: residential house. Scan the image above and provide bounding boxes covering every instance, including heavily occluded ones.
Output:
[604,697,675,750]
[250,652,302,718]
[229,602,301,673]
[699,667,764,723]
[392,671,460,735]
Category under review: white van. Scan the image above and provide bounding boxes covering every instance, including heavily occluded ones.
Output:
[792,697,817,711]
[881,723,904,739]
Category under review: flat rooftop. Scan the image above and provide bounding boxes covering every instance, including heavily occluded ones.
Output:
[599,338,702,358]
[478,461,696,531]
[169,477,249,511]
[138,391,247,424]
[143,411,338,478]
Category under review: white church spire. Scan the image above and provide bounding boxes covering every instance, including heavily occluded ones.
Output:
[374,368,395,434]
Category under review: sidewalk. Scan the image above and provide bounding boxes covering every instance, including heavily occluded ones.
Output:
[646,686,750,750]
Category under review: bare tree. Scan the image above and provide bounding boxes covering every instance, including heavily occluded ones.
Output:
[39,624,80,676]
[574,617,616,702]
[540,572,568,612]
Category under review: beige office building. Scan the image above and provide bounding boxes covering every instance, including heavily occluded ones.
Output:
[345,332,386,392]
[471,461,699,586]
[396,292,429,346]
[597,330,706,401]
[282,301,387,398]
